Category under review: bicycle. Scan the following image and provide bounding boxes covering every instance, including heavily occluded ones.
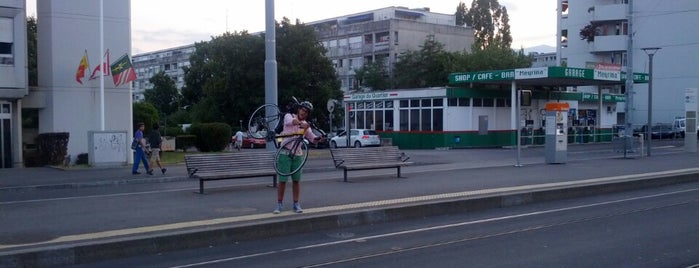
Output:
[248,97,327,176]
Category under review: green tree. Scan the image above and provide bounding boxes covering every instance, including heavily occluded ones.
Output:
[464,0,512,50]
[275,18,342,129]
[27,16,38,87]
[455,2,469,26]
[394,37,456,88]
[183,18,342,130]
[144,71,181,116]
[354,58,390,91]
[132,102,159,132]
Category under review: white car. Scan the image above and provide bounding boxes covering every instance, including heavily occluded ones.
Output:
[330,129,381,148]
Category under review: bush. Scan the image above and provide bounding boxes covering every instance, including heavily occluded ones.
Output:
[164,126,184,137]
[190,123,232,152]
[36,132,69,166]
[176,135,197,152]
[76,153,89,165]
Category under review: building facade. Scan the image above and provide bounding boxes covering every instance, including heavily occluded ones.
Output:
[0,0,28,168]
[557,0,699,125]
[307,6,474,92]
[0,0,132,168]
[132,44,195,102]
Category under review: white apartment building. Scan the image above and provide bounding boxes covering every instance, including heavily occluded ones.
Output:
[132,44,194,102]
[307,6,474,92]
[557,0,699,125]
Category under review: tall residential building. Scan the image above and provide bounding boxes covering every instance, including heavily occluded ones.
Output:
[557,0,699,124]
[132,44,195,102]
[307,6,474,92]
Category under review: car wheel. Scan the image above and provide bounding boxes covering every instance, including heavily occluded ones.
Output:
[331,141,337,148]
[354,141,361,148]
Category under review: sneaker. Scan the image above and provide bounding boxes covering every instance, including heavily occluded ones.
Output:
[273,203,283,214]
[146,170,154,175]
[132,171,141,175]
[161,168,167,174]
[293,202,303,213]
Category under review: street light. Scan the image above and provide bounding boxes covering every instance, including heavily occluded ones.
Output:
[642,47,661,156]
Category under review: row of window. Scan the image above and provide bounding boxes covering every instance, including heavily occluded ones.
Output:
[0,17,14,65]
[348,97,514,132]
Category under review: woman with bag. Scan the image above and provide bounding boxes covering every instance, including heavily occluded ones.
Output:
[132,122,153,175]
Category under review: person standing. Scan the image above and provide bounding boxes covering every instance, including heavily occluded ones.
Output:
[148,123,167,174]
[132,122,153,175]
[273,101,325,214]
[234,130,244,151]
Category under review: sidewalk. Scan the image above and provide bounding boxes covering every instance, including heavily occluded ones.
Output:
[1,144,698,267]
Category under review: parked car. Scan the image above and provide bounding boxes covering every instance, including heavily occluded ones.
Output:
[650,124,675,139]
[330,129,381,148]
[241,133,266,148]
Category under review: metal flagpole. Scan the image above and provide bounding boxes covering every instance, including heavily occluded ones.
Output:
[99,0,105,130]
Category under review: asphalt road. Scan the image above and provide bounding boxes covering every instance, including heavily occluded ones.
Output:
[74,180,699,268]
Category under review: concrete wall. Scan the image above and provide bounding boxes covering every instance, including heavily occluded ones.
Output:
[36,0,132,164]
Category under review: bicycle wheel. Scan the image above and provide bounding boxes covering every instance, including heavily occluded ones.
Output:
[274,138,309,176]
[248,104,281,140]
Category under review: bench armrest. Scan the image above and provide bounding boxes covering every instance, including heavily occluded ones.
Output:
[400,152,410,162]
[334,159,345,168]
[187,168,199,177]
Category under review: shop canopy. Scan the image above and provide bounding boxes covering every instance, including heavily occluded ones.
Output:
[449,66,648,87]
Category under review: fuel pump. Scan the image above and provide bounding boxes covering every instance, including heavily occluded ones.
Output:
[545,102,570,164]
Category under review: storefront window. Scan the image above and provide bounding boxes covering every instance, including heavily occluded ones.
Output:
[421,109,431,131]
[433,109,443,131]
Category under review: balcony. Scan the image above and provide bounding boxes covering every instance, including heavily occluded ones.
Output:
[590,35,627,53]
[590,4,627,23]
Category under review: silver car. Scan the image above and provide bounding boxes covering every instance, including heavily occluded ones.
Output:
[330,129,381,148]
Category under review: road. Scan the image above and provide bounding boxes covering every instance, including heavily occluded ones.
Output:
[73,181,699,268]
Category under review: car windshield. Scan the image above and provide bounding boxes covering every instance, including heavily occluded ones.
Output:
[364,130,378,135]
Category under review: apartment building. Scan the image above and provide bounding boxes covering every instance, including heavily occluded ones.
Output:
[307,6,474,92]
[557,0,699,124]
[132,44,194,102]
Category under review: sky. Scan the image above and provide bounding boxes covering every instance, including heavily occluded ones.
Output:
[26,0,557,54]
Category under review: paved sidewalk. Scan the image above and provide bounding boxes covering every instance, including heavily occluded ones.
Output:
[1,143,698,267]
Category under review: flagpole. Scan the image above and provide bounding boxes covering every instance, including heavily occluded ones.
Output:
[99,0,105,131]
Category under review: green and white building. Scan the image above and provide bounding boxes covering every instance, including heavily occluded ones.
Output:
[343,66,647,149]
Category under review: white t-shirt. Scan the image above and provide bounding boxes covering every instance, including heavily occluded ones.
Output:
[235,131,244,142]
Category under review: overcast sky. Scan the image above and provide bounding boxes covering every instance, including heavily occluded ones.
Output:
[26,0,557,54]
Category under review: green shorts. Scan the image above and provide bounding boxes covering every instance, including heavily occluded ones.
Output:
[277,153,304,182]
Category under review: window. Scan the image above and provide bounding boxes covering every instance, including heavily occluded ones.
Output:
[0,17,14,65]
[483,98,494,107]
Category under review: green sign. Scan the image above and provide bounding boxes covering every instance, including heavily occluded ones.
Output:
[548,67,594,79]
[449,70,514,84]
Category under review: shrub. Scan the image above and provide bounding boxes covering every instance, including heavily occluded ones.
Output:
[176,135,197,152]
[76,153,89,165]
[36,132,69,166]
[164,126,184,137]
[190,123,231,152]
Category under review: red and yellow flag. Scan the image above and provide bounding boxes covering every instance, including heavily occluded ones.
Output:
[75,50,89,84]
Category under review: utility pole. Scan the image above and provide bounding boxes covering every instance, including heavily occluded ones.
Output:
[623,0,635,150]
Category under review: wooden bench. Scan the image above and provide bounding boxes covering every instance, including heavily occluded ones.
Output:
[184,151,277,194]
[329,146,412,182]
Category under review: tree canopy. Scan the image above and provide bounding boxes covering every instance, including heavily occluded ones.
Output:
[144,71,180,117]
[462,0,513,50]
[182,18,342,130]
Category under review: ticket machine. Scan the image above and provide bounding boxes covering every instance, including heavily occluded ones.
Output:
[545,102,570,164]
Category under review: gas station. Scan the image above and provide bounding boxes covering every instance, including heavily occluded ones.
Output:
[448,66,649,165]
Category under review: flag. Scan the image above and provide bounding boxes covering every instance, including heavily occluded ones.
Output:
[110,53,137,87]
[89,49,111,80]
[75,50,89,84]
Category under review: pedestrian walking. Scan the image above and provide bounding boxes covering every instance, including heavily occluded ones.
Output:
[148,123,167,174]
[132,122,153,175]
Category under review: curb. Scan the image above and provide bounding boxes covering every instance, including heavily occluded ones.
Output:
[3,170,698,267]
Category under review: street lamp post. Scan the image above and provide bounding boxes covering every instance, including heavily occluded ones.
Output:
[642,47,661,156]
[239,120,243,131]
